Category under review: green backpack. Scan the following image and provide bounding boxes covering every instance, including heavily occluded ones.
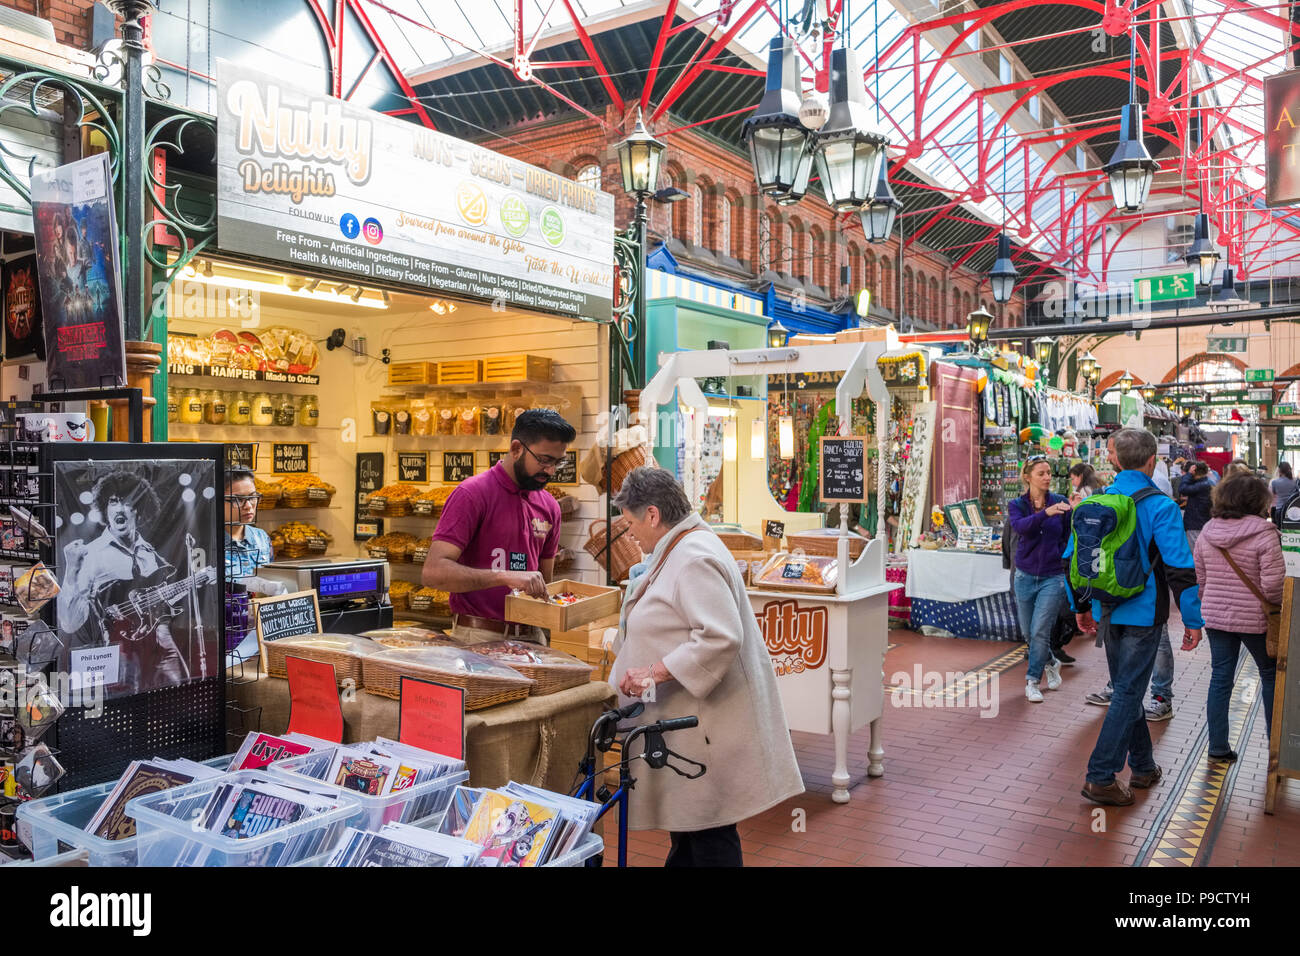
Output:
[1067,487,1160,605]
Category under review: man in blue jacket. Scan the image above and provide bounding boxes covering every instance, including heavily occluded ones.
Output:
[1066,427,1204,806]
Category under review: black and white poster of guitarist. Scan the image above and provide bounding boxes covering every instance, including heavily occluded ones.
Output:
[54,460,219,698]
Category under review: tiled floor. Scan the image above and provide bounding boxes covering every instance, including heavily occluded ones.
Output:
[618,622,1300,867]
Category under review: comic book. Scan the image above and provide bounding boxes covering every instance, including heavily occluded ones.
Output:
[437,786,484,839]
[460,790,562,867]
[325,749,399,797]
[86,762,198,841]
[227,732,314,772]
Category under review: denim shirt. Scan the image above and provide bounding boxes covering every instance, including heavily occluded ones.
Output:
[225,525,273,579]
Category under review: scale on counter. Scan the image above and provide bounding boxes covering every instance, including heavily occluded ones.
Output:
[255,557,393,634]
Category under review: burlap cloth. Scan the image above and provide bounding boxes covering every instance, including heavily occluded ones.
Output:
[230,664,614,793]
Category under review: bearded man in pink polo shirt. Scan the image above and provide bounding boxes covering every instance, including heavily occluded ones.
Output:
[422,409,576,644]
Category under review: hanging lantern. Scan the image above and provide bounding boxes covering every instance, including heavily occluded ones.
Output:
[989,233,1018,304]
[1103,104,1159,213]
[1213,266,1243,307]
[860,159,900,243]
[1184,212,1220,287]
[767,319,790,349]
[1118,369,1135,392]
[1141,385,1157,401]
[812,47,888,212]
[742,37,816,203]
[723,418,738,462]
[751,419,766,459]
[779,414,795,459]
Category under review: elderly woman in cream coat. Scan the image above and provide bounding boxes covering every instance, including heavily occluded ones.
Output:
[610,467,804,867]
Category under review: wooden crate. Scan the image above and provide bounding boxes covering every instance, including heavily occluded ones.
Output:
[437,360,482,385]
[505,579,621,632]
[482,354,553,383]
[834,326,890,344]
[387,361,438,386]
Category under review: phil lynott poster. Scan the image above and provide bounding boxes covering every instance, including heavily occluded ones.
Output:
[55,460,219,698]
[30,153,126,390]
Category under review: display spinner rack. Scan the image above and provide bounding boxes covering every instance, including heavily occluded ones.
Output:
[35,441,227,792]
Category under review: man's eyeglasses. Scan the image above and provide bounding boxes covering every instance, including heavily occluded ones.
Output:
[520,443,565,470]
[225,494,262,507]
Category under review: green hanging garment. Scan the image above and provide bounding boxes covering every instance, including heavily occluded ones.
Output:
[799,399,836,513]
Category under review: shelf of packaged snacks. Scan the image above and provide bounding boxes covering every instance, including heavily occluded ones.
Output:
[380,381,580,398]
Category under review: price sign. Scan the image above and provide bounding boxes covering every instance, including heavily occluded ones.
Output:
[819,436,868,503]
[398,452,428,483]
[443,451,475,483]
[285,657,344,743]
[252,589,321,672]
[958,526,994,550]
[552,450,578,485]
[398,677,465,760]
[762,519,785,541]
[225,443,257,471]
[272,442,310,474]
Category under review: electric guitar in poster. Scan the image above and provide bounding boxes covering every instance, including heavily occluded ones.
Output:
[92,566,217,645]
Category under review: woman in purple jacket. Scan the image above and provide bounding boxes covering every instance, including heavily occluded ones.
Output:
[1009,456,1073,702]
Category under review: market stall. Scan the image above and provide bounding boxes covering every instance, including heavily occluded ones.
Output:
[641,335,899,803]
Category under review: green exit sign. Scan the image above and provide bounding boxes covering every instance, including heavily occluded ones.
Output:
[1277,404,1298,417]
[1133,271,1196,303]
[1246,368,1275,383]
[1207,335,1248,354]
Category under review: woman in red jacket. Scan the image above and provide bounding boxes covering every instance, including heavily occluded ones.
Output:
[1192,475,1284,763]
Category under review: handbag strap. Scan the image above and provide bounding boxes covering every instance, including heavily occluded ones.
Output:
[622,526,703,616]
[1215,544,1278,610]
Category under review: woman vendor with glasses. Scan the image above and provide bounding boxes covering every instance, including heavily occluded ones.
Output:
[422,409,577,644]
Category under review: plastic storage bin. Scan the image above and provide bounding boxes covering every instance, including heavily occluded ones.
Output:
[292,829,603,867]
[125,770,362,867]
[17,755,232,867]
[267,751,469,830]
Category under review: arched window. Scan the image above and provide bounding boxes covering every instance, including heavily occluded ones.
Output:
[758,212,772,273]
[691,183,703,246]
[576,163,601,190]
[864,252,876,295]
[929,277,940,323]
[904,267,915,318]
[720,197,732,257]
[847,243,861,293]
[805,232,817,287]
[881,258,893,311]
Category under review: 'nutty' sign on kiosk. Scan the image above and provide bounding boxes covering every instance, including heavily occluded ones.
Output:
[214,61,615,319]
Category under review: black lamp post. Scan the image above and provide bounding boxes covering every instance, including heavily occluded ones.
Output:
[742,37,815,205]
[616,109,667,389]
[1184,212,1220,287]
[1033,336,1053,365]
[103,0,156,342]
[1103,25,1158,214]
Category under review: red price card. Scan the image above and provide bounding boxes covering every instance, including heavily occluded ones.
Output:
[285,656,344,742]
[398,677,465,760]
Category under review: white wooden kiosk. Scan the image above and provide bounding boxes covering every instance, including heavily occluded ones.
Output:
[640,339,901,803]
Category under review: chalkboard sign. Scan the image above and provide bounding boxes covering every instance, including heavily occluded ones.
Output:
[763,519,786,541]
[225,443,257,471]
[488,451,508,468]
[355,452,384,541]
[253,589,322,672]
[553,450,578,485]
[398,452,428,483]
[273,442,310,474]
[819,436,868,503]
[443,451,475,483]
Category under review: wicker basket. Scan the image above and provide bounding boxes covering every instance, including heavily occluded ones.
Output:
[388,589,411,611]
[362,647,534,709]
[584,516,642,583]
[472,640,593,696]
[596,444,650,495]
[367,497,411,517]
[264,635,372,685]
[258,484,283,509]
[787,529,869,559]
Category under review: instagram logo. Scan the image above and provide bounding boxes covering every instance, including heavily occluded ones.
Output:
[362,217,383,244]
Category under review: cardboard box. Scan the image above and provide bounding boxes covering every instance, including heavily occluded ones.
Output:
[788,333,838,347]
[835,326,890,344]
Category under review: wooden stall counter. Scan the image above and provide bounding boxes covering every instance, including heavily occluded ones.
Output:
[230,664,614,794]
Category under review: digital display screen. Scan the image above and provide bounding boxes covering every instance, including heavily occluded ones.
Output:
[317,569,380,599]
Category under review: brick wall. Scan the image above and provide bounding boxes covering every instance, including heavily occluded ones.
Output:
[0,0,95,51]
[479,107,1016,329]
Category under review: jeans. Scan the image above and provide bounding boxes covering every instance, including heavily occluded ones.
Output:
[1014,571,1066,682]
[1150,623,1174,701]
[665,824,743,867]
[120,622,189,694]
[1206,628,1277,755]
[1186,530,1201,552]
[1086,619,1161,784]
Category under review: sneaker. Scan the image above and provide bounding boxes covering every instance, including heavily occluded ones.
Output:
[1026,681,1044,703]
[1145,696,1173,721]
[1081,779,1135,806]
[1084,687,1113,706]
[1044,660,1063,691]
